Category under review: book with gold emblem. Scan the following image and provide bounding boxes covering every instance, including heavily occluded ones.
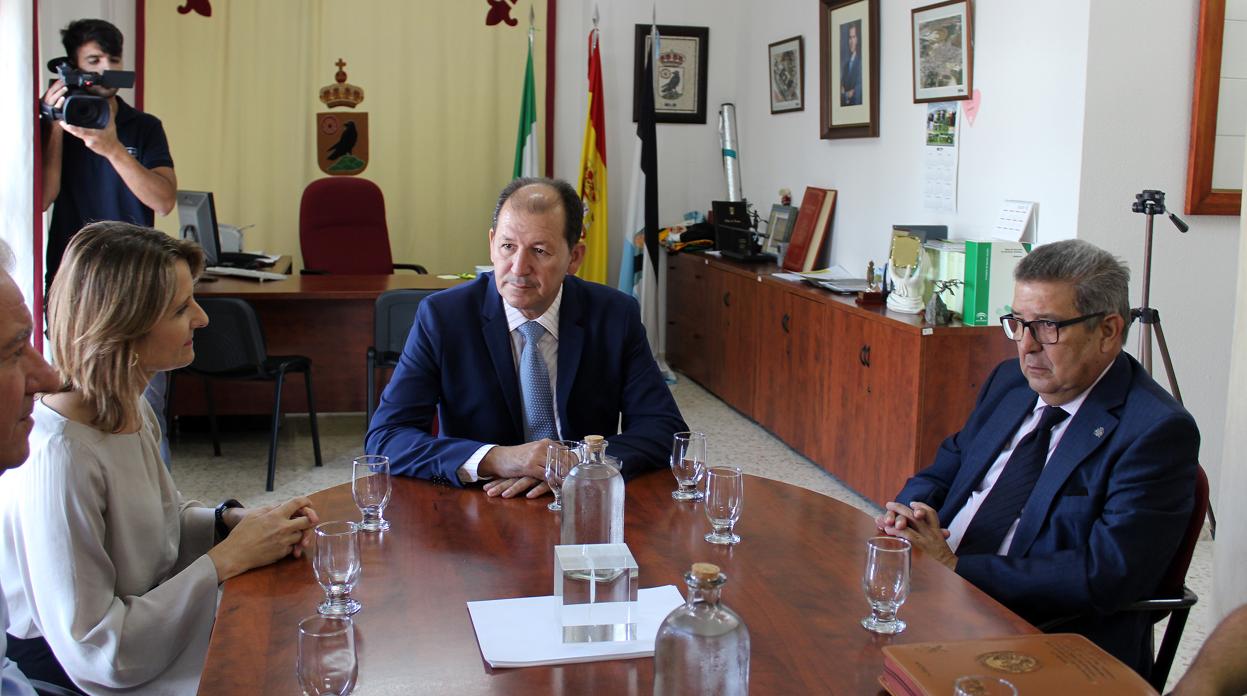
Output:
[879,634,1158,696]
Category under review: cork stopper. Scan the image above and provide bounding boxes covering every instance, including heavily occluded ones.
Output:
[583,435,605,444]
[690,563,720,582]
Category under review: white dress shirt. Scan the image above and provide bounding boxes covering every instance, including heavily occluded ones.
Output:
[458,287,564,483]
[945,362,1113,555]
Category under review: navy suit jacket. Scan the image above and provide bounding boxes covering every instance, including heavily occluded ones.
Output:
[365,273,687,486]
[895,352,1198,673]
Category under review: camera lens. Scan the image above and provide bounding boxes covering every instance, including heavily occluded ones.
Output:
[63,96,108,129]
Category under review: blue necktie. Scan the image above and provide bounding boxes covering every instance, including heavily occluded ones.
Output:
[957,405,1069,556]
[518,321,557,441]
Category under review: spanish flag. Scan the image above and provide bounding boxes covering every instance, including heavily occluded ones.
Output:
[576,28,607,284]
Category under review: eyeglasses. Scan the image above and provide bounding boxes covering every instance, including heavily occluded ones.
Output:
[999,313,1103,344]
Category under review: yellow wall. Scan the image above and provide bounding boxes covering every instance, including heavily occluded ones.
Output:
[144,0,546,274]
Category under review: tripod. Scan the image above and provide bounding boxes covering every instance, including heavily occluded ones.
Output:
[1130,190,1188,404]
[1129,190,1214,536]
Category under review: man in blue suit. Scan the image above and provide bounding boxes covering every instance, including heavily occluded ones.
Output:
[840,22,862,106]
[366,177,687,499]
[878,239,1198,675]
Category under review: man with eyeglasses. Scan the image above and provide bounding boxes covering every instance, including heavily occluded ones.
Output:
[876,239,1199,676]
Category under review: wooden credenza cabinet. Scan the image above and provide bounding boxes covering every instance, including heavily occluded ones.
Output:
[666,252,1015,505]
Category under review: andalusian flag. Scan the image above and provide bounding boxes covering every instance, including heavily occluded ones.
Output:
[512,30,538,178]
[575,28,608,284]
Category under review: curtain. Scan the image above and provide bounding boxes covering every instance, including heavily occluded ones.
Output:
[0,0,39,329]
[144,0,547,274]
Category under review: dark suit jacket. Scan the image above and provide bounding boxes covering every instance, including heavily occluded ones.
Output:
[840,53,861,106]
[365,273,687,486]
[895,352,1199,674]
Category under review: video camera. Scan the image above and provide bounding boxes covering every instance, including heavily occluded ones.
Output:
[39,57,135,129]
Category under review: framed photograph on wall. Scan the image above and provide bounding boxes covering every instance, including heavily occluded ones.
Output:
[911,0,974,103]
[768,36,804,113]
[634,24,710,124]
[819,0,880,139]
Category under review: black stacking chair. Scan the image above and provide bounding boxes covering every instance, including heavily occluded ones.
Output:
[183,297,322,491]
[1039,465,1209,690]
[366,289,437,426]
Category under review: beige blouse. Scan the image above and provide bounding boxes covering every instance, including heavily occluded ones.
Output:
[0,398,219,696]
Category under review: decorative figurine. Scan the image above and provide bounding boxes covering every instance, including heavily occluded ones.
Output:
[866,261,877,291]
[924,279,963,325]
[779,188,792,206]
[886,254,925,314]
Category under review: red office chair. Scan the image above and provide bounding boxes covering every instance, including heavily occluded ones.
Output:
[298,177,427,275]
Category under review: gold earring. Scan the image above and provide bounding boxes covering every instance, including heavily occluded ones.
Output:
[129,353,140,367]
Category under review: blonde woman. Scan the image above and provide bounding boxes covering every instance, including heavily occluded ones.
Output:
[0,222,320,695]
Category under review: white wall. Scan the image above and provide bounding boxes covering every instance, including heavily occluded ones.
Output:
[1078,0,1241,502]
[1217,175,1247,616]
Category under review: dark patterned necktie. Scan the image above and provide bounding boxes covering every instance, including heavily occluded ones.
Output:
[518,321,557,441]
[957,405,1069,556]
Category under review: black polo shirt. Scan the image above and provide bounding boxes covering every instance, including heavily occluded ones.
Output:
[45,96,174,287]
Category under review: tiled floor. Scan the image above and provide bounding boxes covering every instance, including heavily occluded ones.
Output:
[170,377,1213,691]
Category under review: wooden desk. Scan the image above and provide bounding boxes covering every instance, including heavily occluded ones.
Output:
[180,273,462,415]
[666,253,1016,505]
[198,472,1035,695]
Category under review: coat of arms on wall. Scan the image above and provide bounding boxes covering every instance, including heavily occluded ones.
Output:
[317,59,368,175]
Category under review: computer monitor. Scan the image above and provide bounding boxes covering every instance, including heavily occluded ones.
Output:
[177,190,221,266]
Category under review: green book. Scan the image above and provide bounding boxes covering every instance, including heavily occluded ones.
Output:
[962,240,1031,326]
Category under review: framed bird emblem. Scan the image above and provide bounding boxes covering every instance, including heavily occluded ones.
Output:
[317,59,369,175]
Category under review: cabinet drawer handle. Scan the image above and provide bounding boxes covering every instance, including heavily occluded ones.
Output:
[859,344,871,367]
[781,313,791,333]
[723,291,731,307]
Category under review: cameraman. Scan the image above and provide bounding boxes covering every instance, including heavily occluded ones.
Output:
[41,19,177,467]
[41,19,176,288]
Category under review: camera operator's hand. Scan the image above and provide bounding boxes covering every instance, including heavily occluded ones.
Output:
[41,79,68,111]
[61,98,124,160]
[40,81,67,131]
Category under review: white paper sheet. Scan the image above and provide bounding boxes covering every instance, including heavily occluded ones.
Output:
[466,585,684,668]
[771,272,805,282]
[794,265,853,281]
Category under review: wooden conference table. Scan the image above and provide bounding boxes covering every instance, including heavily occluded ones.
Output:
[179,267,462,416]
[198,472,1036,695]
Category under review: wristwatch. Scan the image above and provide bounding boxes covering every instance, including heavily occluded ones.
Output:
[215,499,243,539]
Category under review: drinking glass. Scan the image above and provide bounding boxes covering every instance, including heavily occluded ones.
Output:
[545,440,581,512]
[860,536,911,634]
[313,521,362,616]
[954,675,1018,696]
[670,431,707,501]
[352,454,391,532]
[296,615,357,696]
[703,466,743,545]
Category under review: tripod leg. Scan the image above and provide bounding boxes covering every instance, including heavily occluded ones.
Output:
[1152,321,1183,405]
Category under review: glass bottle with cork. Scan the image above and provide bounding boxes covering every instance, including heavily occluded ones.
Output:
[653,562,751,695]
[559,434,624,545]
